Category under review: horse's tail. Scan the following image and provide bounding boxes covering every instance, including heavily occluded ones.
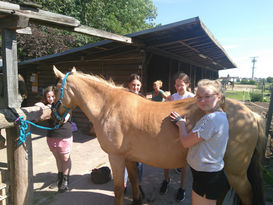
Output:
[246,112,266,205]
[231,112,266,205]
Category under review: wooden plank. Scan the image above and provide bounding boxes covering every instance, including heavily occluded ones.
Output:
[0,106,52,129]
[74,25,132,44]
[0,1,80,27]
[0,15,29,30]
[16,27,32,34]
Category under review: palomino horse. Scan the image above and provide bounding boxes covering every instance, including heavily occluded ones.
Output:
[53,66,265,205]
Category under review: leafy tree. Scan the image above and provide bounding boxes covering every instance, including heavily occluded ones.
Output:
[267,77,273,83]
[0,0,157,60]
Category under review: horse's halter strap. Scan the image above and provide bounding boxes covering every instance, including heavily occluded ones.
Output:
[52,72,71,125]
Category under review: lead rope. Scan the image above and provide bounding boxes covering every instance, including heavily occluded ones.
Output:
[15,116,60,146]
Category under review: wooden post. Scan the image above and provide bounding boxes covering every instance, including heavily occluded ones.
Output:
[1,29,20,108]
[266,88,273,137]
[1,15,33,205]
[0,106,51,205]
[6,125,33,205]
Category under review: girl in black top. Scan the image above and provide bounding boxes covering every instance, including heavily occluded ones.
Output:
[35,86,73,193]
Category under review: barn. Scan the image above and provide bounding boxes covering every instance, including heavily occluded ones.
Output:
[18,17,236,134]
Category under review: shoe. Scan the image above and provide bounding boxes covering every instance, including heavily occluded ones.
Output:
[175,168,182,174]
[159,179,169,195]
[49,172,63,189]
[176,188,185,202]
[58,174,69,193]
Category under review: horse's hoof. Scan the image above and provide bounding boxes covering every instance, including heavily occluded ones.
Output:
[131,197,142,205]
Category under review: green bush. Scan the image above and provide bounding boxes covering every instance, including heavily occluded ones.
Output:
[250,92,263,102]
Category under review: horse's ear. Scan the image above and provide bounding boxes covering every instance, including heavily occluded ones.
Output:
[53,65,65,80]
[71,67,77,73]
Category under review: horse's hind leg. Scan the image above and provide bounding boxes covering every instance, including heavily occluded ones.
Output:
[125,160,142,205]
[227,174,252,205]
[108,154,126,205]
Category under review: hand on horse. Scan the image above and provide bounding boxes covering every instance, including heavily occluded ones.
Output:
[169,111,186,125]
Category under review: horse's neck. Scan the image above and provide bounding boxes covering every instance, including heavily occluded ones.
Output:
[73,78,115,123]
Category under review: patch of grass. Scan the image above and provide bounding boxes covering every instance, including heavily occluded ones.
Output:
[263,166,273,186]
[224,91,250,101]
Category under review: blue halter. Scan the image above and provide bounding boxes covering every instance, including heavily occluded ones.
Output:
[51,72,71,125]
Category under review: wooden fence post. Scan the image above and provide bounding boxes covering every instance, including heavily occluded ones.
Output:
[6,125,33,205]
[266,88,273,137]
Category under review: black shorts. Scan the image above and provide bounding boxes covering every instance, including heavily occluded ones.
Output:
[190,167,229,200]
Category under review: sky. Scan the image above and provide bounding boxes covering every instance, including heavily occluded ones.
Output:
[152,0,273,78]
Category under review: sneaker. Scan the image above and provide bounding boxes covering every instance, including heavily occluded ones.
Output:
[175,168,182,174]
[159,179,170,195]
[176,188,185,202]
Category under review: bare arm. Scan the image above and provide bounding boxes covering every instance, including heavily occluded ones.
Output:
[170,111,203,148]
[161,92,168,99]
[165,95,173,101]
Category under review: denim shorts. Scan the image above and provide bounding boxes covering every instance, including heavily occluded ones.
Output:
[47,136,73,154]
[191,167,229,200]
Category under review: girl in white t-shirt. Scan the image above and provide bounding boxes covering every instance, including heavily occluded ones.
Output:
[170,79,229,205]
[160,73,194,202]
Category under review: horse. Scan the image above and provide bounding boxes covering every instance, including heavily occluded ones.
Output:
[52,66,265,205]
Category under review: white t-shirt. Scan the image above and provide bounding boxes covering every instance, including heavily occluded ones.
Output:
[171,91,195,101]
[187,111,229,172]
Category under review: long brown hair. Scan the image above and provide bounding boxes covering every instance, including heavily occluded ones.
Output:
[174,72,191,92]
[41,86,56,105]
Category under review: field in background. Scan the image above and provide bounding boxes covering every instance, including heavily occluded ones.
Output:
[224,84,271,102]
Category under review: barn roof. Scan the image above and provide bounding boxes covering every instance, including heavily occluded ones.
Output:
[19,17,236,71]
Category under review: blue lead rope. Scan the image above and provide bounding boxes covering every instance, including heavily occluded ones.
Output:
[16,71,71,146]
[15,116,59,146]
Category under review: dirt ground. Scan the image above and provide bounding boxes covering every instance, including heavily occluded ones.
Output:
[1,126,241,205]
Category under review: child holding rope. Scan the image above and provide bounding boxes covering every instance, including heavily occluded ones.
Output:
[35,86,73,193]
[170,79,229,205]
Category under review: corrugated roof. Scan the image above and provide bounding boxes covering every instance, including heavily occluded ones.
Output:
[19,17,236,71]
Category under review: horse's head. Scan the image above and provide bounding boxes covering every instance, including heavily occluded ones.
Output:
[52,66,77,126]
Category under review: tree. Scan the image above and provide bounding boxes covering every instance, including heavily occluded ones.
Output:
[1,0,158,60]
[266,77,273,83]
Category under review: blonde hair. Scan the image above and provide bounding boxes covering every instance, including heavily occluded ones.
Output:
[153,80,163,88]
[197,79,225,111]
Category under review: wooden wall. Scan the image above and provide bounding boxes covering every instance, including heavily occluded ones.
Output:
[19,50,218,135]
[19,51,144,134]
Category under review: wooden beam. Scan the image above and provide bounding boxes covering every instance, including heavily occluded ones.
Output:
[0,106,52,129]
[74,25,132,44]
[1,29,20,108]
[0,15,29,30]
[147,47,218,72]
[0,1,80,27]
[16,27,32,34]
[0,1,133,44]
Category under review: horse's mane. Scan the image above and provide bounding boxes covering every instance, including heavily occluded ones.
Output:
[73,70,126,90]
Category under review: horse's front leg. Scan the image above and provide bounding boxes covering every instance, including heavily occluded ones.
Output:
[125,160,142,205]
[108,154,125,205]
